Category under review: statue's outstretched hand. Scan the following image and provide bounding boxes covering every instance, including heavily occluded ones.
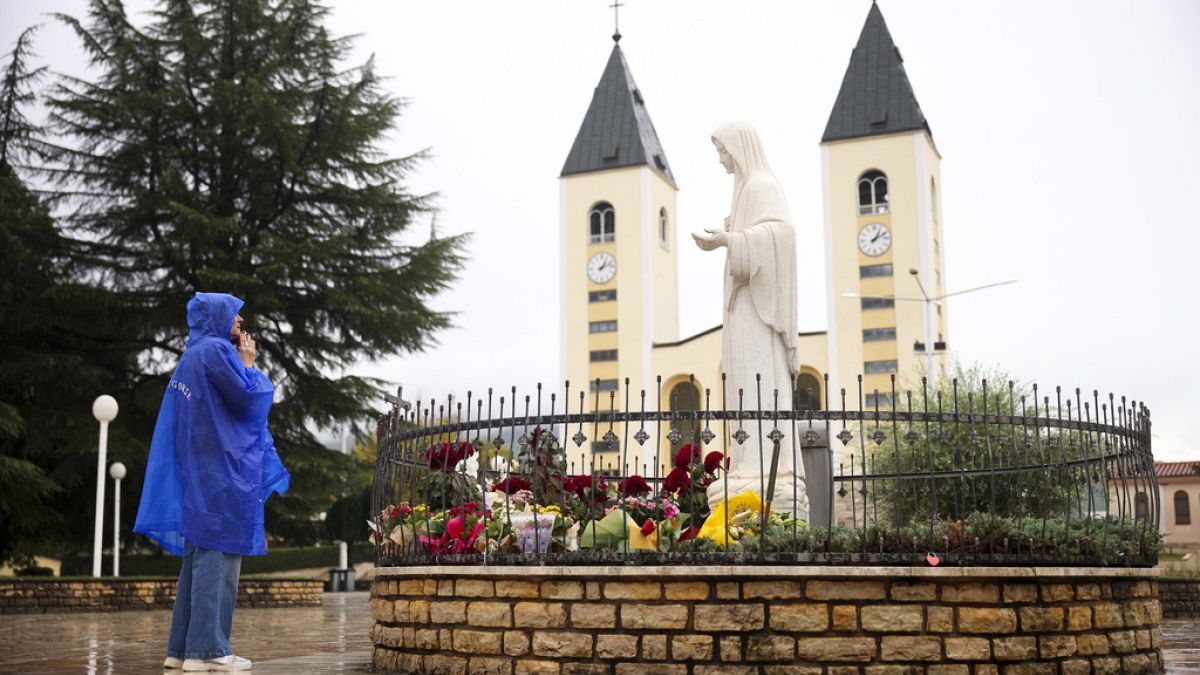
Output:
[692,227,729,251]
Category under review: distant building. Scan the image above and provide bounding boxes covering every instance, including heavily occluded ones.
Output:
[1157,461,1200,548]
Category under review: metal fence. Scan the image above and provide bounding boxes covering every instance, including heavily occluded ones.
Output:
[370,374,1158,567]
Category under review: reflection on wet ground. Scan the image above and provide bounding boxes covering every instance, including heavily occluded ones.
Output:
[4,598,1200,673]
[0,591,370,674]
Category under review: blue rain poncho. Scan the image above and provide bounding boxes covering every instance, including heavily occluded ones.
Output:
[134,292,290,556]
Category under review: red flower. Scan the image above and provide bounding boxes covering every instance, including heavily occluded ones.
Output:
[618,475,652,496]
[425,441,477,470]
[704,451,727,474]
[640,520,656,536]
[491,476,532,494]
[674,444,702,469]
[398,502,413,517]
[664,466,692,494]
[678,526,698,542]
[564,475,608,502]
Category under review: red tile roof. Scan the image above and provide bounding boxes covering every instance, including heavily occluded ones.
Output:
[1156,461,1200,479]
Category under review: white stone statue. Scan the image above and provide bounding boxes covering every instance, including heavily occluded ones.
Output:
[692,121,808,520]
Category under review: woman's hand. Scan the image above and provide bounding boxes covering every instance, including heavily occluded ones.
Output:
[692,227,730,251]
[238,332,257,368]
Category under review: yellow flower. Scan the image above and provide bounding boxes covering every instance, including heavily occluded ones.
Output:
[413,504,428,513]
[537,505,562,515]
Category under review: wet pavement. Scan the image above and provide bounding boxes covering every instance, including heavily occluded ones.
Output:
[2,596,1200,673]
[0,591,371,674]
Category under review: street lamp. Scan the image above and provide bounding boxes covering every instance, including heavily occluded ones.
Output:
[841,273,1016,382]
[109,462,126,577]
[91,395,119,577]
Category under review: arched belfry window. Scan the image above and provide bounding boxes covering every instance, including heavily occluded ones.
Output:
[858,170,888,215]
[1176,490,1191,525]
[668,380,700,452]
[659,208,669,249]
[589,202,615,244]
[794,372,822,412]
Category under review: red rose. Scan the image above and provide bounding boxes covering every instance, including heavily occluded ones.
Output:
[565,475,608,502]
[618,475,652,496]
[640,520,656,536]
[491,476,532,494]
[704,451,726,474]
[674,444,701,469]
[664,466,692,494]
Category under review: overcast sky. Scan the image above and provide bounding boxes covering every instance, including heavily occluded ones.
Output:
[3,1,1199,460]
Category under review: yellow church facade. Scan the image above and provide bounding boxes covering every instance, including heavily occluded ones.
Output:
[559,5,948,478]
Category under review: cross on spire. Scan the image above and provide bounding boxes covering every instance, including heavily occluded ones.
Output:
[610,1,624,43]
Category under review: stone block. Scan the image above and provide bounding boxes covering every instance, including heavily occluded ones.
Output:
[540,581,584,600]
[1151,626,1163,648]
[604,582,661,600]
[992,636,1036,660]
[416,628,440,650]
[457,579,495,597]
[515,660,560,675]
[957,607,1016,634]
[586,581,601,600]
[770,603,828,632]
[806,580,885,600]
[398,579,426,596]
[827,669,863,675]
[1075,582,1102,600]
[999,664,1055,675]
[719,635,742,662]
[1108,629,1136,654]
[563,665,608,675]
[694,603,764,631]
[620,603,688,630]
[927,666,970,675]
[941,582,999,603]
[570,603,616,629]
[431,600,468,624]
[1145,598,1163,623]
[664,581,709,600]
[1135,628,1151,650]
[794,637,877,661]
[1002,583,1037,603]
[441,628,454,649]
[927,606,953,633]
[1018,606,1063,632]
[425,654,468,675]
[398,652,424,674]
[746,635,795,662]
[513,602,566,628]
[439,580,455,597]
[1040,582,1074,602]
[1091,657,1121,675]
[370,597,394,622]
[503,630,529,657]
[1038,634,1076,658]
[832,604,858,631]
[1121,653,1155,674]
[866,667,926,675]
[1093,603,1123,629]
[944,637,990,660]
[1122,600,1146,627]
[880,636,941,661]
[861,605,923,632]
[1066,605,1092,631]
[1075,633,1110,655]
[532,630,592,658]
[699,667,757,675]
[614,665,684,675]
[595,634,637,659]
[469,601,513,628]
[890,581,936,602]
[716,582,740,599]
[671,635,713,660]
[974,667,999,675]
[743,581,804,599]
[642,634,667,660]
[496,581,540,598]
[1060,660,1091,675]
[469,656,512,675]
[1132,580,1153,598]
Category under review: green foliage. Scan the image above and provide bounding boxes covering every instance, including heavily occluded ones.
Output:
[417,470,478,511]
[59,542,374,576]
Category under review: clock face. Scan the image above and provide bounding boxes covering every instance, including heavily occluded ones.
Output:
[858,222,892,256]
[587,252,617,284]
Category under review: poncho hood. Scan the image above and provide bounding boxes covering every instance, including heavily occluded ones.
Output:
[134,292,289,556]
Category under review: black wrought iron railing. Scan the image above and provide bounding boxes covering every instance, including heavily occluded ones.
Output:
[370,374,1158,567]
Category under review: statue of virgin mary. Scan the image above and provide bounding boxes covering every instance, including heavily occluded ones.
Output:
[692,121,808,520]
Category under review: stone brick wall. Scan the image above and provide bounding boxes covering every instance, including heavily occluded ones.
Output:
[371,566,1162,674]
[1159,578,1200,617]
[0,578,324,613]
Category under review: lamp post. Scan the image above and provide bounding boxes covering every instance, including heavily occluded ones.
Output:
[109,462,126,577]
[841,275,1016,383]
[91,395,119,577]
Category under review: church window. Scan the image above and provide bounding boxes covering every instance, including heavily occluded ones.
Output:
[659,208,669,249]
[865,393,893,408]
[860,297,895,310]
[863,327,896,342]
[1135,492,1149,522]
[590,379,620,393]
[589,290,617,302]
[668,381,701,452]
[590,349,618,362]
[589,202,616,243]
[858,170,889,215]
[793,373,823,411]
[864,360,898,374]
[589,320,618,333]
[1176,491,1191,525]
[860,263,893,278]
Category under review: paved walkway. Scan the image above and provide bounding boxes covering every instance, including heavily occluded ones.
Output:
[2,596,1200,673]
[0,592,371,674]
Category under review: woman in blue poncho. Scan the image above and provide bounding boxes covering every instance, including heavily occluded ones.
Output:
[134,292,290,672]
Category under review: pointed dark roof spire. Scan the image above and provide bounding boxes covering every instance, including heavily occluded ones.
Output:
[822,3,932,143]
[561,45,676,186]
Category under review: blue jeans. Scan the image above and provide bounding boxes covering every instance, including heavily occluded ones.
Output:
[167,541,243,659]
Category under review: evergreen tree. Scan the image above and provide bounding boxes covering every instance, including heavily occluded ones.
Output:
[41,0,467,546]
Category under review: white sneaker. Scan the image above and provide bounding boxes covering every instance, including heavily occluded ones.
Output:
[181,655,252,671]
[164,657,184,669]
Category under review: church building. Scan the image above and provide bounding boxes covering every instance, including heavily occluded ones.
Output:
[559,4,948,477]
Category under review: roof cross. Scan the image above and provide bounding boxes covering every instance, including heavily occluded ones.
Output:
[610,1,624,43]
